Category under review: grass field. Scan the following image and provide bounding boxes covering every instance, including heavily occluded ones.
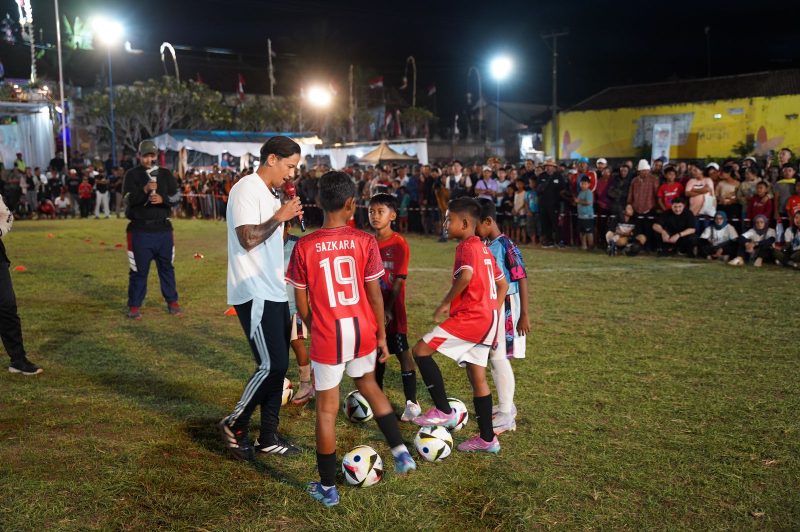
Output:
[1,218,799,530]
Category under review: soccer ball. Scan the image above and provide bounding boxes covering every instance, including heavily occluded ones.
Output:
[342,445,383,487]
[281,378,294,406]
[343,390,373,422]
[414,425,453,462]
[447,397,469,431]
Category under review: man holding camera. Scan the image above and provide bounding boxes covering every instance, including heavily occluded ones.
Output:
[122,140,182,320]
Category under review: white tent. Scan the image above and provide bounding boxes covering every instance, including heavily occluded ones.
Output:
[0,102,56,169]
[313,139,428,169]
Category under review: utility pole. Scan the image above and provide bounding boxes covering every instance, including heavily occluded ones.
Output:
[542,30,568,161]
[704,26,711,77]
[268,38,275,97]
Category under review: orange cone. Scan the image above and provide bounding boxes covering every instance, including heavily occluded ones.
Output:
[13,265,27,272]
[194,252,204,259]
[46,233,54,239]
[224,307,237,316]
[114,243,124,248]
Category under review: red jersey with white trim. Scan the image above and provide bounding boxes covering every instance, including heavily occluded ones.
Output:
[439,235,504,344]
[377,232,410,334]
[286,227,385,364]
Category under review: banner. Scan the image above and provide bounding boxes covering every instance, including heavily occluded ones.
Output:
[651,122,672,163]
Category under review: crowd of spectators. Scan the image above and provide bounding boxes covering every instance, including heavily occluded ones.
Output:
[4,146,799,269]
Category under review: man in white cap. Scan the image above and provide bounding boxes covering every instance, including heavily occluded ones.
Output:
[627,159,660,249]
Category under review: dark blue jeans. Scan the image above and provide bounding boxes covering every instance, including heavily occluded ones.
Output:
[126,231,178,307]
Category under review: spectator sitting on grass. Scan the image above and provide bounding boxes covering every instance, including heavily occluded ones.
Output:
[54,189,72,218]
[773,211,800,269]
[728,214,776,267]
[652,197,697,257]
[605,204,645,257]
[698,211,738,260]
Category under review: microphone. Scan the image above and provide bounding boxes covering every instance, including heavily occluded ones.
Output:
[282,181,305,232]
[147,165,159,197]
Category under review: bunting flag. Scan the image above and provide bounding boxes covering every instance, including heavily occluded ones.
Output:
[427,83,437,96]
[369,76,384,89]
[237,73,246,101]
[383,110,393,130]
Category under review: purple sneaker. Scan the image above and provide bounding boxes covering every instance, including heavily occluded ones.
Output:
[457,434,501,453]
[412,407,458,429]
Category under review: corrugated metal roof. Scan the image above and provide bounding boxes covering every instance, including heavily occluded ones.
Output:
[570,69,800,111]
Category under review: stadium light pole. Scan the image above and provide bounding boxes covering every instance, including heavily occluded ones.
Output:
[91,16,124,167]
[489,55,512,145]
[54,0,68,166]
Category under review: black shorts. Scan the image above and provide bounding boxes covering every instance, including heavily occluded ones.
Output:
[387,333,409,355]
[578,218,595,234]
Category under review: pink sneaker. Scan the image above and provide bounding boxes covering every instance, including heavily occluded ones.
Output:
[457,434,500,453]
[412,407,458,429]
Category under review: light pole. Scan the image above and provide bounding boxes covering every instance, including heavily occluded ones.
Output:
[489,55,513,145]
[467,66,483,142]
[91,16,124,167]
[54,0,68,165]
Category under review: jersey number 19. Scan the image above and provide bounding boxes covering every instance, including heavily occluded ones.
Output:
[320,256,360,307]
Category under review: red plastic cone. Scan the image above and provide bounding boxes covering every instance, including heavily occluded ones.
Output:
[13,265,27,272]
[224,307,237,316]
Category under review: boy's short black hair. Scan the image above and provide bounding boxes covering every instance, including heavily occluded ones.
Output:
[259,136,301,164]
[579,176,590,184]
[664,165,677,174]
[671,196,686,205]
[477,198,497,221]
[318,171,356,212]
[369,192,398,212]
[756,180,768,188]
[448,197,481,223]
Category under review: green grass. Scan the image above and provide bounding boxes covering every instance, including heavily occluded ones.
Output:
[1,218,798,530]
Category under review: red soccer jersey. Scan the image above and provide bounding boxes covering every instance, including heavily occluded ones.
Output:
[286,227,385,364]
[439,236,505,344]
[658,182,684,209]
[377,232,410,334]
[785,195,800,218]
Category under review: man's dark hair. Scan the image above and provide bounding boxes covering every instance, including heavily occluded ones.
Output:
[259,136,301,164]
[671,196,686,205]
[448,197,481,223]
[664,165,677,174]
[477,197,496,221]
[318,171,356,212]
[452,159,463,166]
[369,192,398,212]
[722,165,736,175]
[756,180,768,188]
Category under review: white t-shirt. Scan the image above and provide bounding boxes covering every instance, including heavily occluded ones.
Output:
[54,196,70,209]
[700,225,738,246]
[226,173,288,305]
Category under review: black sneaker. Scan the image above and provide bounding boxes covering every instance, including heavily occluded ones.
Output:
[254,433,301,457]
[218,418,255,461]
[8,357,43,375]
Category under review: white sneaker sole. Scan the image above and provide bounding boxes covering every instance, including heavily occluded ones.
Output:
[8,366,43,375]
[493,422,517,434]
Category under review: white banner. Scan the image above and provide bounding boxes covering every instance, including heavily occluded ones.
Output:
[651,123,672,163]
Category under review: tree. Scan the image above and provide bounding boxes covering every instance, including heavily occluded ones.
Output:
[82,77,233,154]
[401,106,435,138]
[234,96,297,132]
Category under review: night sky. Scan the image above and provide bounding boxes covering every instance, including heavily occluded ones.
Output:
[8,0,800,120]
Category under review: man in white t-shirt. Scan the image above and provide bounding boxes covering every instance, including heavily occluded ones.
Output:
[219,136,304,462]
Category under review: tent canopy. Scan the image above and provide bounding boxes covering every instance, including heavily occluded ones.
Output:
[358,141,418,165]
[152,129,322,159]
[0,101,56,169]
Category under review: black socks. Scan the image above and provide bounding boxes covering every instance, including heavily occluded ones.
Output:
[473,394,494,442]
[414,355,451,414]
[375,359,386,389]
[374,412,404,448]
[317,452,337,487]
[401,370,417,403]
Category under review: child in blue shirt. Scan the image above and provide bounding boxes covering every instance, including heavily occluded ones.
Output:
[475,198,530,434]
[525,178,539,245]
[575,176,594,250]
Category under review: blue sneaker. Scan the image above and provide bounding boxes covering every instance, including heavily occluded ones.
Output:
[394,450,417,474]
[307,482,340,507]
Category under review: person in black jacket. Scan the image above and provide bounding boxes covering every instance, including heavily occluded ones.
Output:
[122,140,182,320]
[536,158,569,247]
[0,195,42,374]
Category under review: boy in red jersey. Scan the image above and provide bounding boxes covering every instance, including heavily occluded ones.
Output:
[286,172,416,507]
[368,193,420,421]
[412,197,509,453]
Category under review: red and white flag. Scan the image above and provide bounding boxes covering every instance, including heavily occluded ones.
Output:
[383,110,393,130]
[369,76,384,89]
[237,73,246,101]
[427,83,437,97]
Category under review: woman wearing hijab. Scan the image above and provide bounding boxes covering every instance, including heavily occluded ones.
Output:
[698,211,738,260]
[773,211,800,268]
[728,214,776,267]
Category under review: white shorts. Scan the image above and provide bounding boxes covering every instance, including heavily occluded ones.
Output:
[490,292,527,361]
[422,327,490,368]
[289,312,309,341]
[312,351,378,391]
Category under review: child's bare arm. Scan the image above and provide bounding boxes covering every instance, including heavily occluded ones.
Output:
[434,270,471,320]
[365,279,389,362]
[385,276,406,323]
[295,287,311,328]
[517,278,531,335]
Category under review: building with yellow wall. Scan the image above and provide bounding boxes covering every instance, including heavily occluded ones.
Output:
[544,69,800,161]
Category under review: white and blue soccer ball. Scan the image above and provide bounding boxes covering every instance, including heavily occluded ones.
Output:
[343,390,373,422]
[281,378,294,406]
[414,425,453,462]
[447,397,469,431]
[342,445,383,487]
